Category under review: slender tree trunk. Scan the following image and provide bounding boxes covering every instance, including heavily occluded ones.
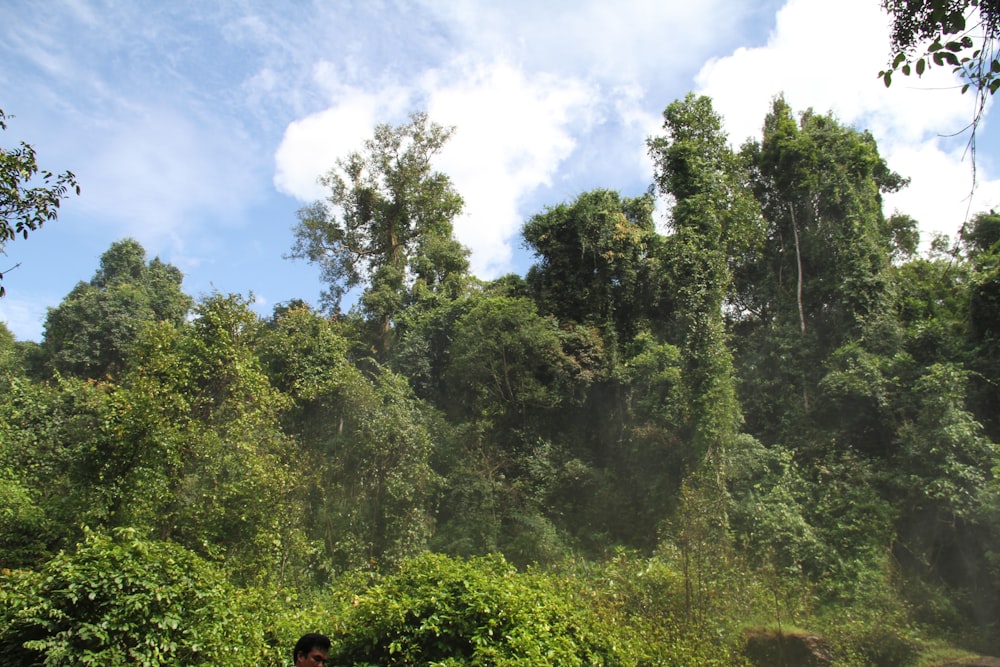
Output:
[790,203,806,335]
[790,203,810,411]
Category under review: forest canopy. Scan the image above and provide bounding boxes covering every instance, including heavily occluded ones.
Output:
[1,95,999,665]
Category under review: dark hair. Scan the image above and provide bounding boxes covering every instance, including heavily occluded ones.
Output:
[293,633,330,662]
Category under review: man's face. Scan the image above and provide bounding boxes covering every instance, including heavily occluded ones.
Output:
[295,647,328,667]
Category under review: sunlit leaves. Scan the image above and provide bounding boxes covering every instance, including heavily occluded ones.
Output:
[523,189,657,346]
[0,528,271,666]
[327,552,623,667]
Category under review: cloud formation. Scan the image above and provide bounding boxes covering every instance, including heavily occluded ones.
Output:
[270,0,789,280]
[274,59,600,278]
[427,60,598,276]
[79,107,263,241]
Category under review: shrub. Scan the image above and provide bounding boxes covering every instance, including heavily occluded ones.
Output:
[327,552,625,666]
[0,528,270,666]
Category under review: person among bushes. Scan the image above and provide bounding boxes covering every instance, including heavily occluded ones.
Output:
[293,633,330,667]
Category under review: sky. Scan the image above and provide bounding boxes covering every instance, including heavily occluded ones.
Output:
[2,0,999,342]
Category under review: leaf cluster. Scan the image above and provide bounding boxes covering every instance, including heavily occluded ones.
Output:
[326,552,625,667]
[879,0,1000,144]
[0,528,272,667]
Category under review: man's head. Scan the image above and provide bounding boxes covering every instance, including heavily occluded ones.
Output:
[293,633,330,667]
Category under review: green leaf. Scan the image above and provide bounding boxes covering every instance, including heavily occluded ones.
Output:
[916,58,926,76]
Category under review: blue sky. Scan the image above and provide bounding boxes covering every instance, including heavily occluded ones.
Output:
[2,0,998,341]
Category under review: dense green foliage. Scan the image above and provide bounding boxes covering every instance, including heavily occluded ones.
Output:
[2,97,999,664]
[0,528,274,667]
[41,239,192,379]
[324,552,623,666]
[289,112,468,358]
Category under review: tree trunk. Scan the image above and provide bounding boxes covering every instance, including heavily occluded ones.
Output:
[790,203,806,335]
[790,203,809,411]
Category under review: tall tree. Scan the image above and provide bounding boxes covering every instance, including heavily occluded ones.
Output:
[0,322,17,376]
[289,112,468,359]
[41,238,192,379]
[648,93,756,467]
[645,95,762,572]
[523,189,658,349]
[117,293,307,582]
[257,303,439,572]
[747,97,905,338]
[965,211,1000,438]
[1,108,79,297]
[735,97,905,439]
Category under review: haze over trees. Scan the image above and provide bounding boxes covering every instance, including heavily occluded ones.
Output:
[2,95,999,665]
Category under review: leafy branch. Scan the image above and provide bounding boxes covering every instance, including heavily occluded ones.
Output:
[1,108,80,297]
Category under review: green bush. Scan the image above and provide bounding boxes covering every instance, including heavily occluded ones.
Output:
[0,528,271,666]
[326,552,625,666]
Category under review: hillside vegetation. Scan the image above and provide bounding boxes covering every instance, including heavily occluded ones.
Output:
[2,96,999,665]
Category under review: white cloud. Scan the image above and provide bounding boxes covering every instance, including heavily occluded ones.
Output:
[273,58,600,279]
[695,0,1000,244]
[2,98,274,293]
[882,143,1000,240]
[695,0,967,146]
[273,97,380,202]
[75,106,262,246]
[426,60,597,276]
[270,1,848,283]
[273,63,412,202]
